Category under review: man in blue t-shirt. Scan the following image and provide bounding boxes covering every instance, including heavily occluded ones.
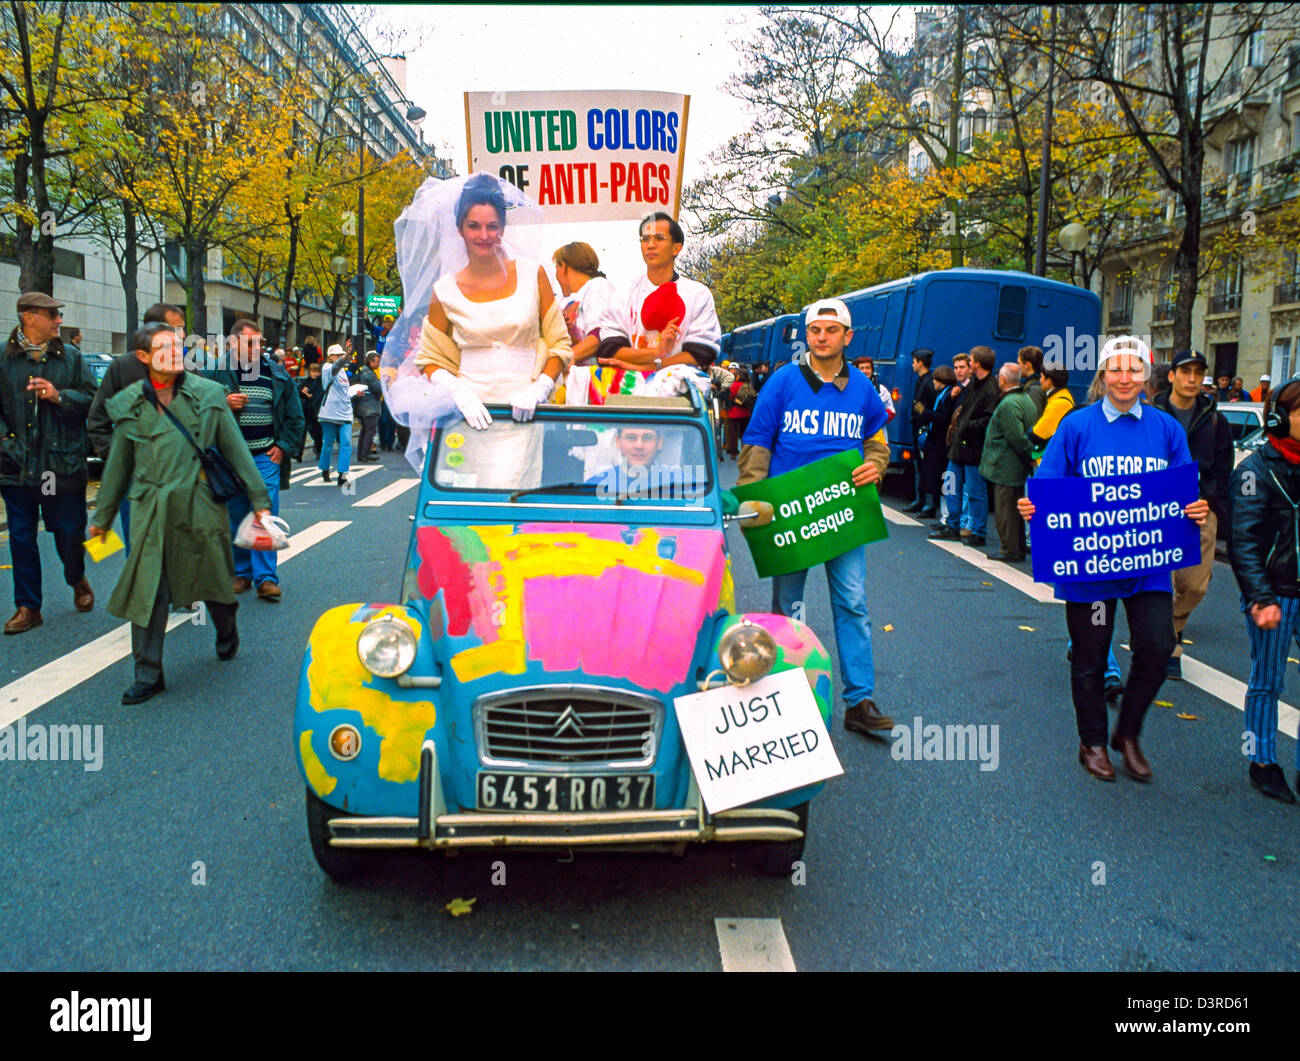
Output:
[738,298,891,737]
[1020,336,1208,783]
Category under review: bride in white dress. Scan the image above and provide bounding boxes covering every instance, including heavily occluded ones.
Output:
[382,173,572,482]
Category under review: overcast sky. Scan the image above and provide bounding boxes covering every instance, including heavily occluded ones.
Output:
[388,4,763,286]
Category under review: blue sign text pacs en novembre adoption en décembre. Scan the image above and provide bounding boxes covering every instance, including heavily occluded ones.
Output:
[1026,463,1201,584]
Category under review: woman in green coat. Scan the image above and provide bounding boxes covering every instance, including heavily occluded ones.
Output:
[89,323,272,704]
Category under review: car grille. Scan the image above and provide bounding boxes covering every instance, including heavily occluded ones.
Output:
[477,689,660,769]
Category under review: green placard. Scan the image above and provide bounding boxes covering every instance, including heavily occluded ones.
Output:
[367,294,402,314]
[731,449,889,578]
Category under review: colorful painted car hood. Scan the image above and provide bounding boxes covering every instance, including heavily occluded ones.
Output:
[414,523,735,693]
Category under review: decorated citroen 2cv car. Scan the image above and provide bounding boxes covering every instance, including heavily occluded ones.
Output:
[294,386,837,880]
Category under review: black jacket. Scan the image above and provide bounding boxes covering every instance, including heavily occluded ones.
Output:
[298,376,324,420]
[354,367,383,419]
[1230,443,1300,608]
[947,370,999,465]
[1153,391,1234,523]
[0,329,95,487]
[87,353,150,459]
[909,369,934,442]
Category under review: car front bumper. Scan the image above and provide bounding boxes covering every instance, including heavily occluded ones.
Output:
[322,740,804,851]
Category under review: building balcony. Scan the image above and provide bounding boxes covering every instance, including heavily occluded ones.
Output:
[1276,281,1300,306]
[1208,291,1242,315]
[1153,299,1177,323]
[1204,69,1272,148]
[1108,307,1132,328]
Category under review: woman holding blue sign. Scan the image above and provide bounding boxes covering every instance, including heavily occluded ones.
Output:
[1018,337,1208,783]
[1230,379,1300,804]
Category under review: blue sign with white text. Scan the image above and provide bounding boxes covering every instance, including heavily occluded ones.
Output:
[1026,463,1201,584]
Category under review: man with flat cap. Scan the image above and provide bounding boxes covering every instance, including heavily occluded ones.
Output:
[1,292,97,633]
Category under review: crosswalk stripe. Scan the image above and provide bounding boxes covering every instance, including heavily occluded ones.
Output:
[715,917,796,972]
[353,479,420,508]
[298,464,381,488]
[0,520,351,727]
[885,501,1299,739]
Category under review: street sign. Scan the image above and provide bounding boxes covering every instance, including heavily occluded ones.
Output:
[367,294,402,315]
[351,275,376,300]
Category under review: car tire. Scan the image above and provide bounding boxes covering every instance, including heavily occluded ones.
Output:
[305,786,369,882]
[752,801,809,877]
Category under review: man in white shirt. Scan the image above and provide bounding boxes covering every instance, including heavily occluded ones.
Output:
[594,212,721,372]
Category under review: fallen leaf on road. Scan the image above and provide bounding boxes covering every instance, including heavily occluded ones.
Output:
[1018,625,1035,632]
[1154,700,1174,708]
[1181,638,1193,645]
[1289,658,1299,665]
[1175,713,1201,721]
[981,581,993,586]
[882,624,894,632]
[444,898,477,917]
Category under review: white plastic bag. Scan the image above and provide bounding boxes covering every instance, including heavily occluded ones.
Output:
[233,512,292,551]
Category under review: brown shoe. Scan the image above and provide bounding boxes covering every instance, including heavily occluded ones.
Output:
[844,698,894,734]
[257,581,282,601]
[3,606,43,635]
[1078,743,1116,781]
[1110,735,1152,782]
[73,577,94,612]
[232,577,252,594]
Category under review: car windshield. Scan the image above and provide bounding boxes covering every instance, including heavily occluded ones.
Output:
[428,411,712,501]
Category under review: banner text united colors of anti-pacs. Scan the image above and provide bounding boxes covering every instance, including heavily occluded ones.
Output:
[465,90,689,222]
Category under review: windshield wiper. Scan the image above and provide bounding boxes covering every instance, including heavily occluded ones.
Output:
[508,482,597,502]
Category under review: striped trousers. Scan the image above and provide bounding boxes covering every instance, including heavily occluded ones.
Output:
[1242,593,1300,769]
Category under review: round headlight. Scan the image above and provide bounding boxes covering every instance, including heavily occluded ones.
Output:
[356,615,418,677]
[717,621,777,684]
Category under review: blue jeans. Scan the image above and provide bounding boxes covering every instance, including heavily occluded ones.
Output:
[942,460,988,536]
[1243,594,1300,769]
[771,544,874,704]
[378,403,397,450]
[318,420,351,476]
[1,482,87,611]
[227,453,281,587]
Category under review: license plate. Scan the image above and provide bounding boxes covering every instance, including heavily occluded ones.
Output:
[475,772,655,812]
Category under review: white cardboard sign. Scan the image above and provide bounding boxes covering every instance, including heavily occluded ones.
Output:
[673,668,843,814]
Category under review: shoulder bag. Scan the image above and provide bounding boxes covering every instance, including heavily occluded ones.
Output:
[141,381,247,503]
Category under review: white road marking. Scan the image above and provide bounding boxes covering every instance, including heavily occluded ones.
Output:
[886,502,1298,739]
[353,478,419,508]
[715,917,796,972]
[0,520,351,727]
[880,505,920,527]
[298,464,380,488]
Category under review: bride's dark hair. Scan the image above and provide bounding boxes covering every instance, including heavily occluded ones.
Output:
[455,173,509,228]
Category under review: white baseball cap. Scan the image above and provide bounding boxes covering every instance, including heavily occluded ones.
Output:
[326,343,346,358]
[805,298,852,328]
[1098,335,1152,373]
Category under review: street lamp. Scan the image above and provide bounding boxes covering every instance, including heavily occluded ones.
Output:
[1058,221,1090,286]
[330,254,349,344]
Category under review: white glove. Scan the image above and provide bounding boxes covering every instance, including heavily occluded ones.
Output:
[430,369,491,430]
[509,373,556,422]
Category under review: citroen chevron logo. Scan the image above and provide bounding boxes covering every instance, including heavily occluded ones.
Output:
[554,706,585,738]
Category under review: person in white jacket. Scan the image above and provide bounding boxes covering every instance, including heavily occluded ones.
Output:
[317,344,353,486]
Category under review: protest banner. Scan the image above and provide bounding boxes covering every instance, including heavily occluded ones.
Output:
[1026,462,1201,583]
[730,449,888,578]
[673,667,843,814]
[464,90,690,222]
[366,294,401,315]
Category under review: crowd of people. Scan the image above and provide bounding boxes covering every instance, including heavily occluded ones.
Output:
[3,169,1296,810]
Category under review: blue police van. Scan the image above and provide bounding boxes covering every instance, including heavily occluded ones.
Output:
[720,268,1101,473]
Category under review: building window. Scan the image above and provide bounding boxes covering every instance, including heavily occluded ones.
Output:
[1277,251,1300,305]
[1228,135,1255,177]
[1109,270,1133,327]
[1271,337,1293,382]
[1211,257,1243,313]
[1243,27,1265,69]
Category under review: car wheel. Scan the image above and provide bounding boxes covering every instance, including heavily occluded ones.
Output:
[305,786,369,882]
[752,801,809,877]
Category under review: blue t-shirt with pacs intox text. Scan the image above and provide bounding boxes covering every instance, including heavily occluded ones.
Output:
[1035,399,1194,602]
[742,361,889,478]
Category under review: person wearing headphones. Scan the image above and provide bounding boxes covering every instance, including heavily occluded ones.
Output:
[1229,378,1300,803]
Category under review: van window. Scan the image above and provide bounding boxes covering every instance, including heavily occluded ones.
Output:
[783,322,798,343]
[995,285,1027,340]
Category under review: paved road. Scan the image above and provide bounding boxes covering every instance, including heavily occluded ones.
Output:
[0,453,1296,971]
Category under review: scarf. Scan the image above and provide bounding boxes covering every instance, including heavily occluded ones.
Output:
[1269,435,1300,465]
